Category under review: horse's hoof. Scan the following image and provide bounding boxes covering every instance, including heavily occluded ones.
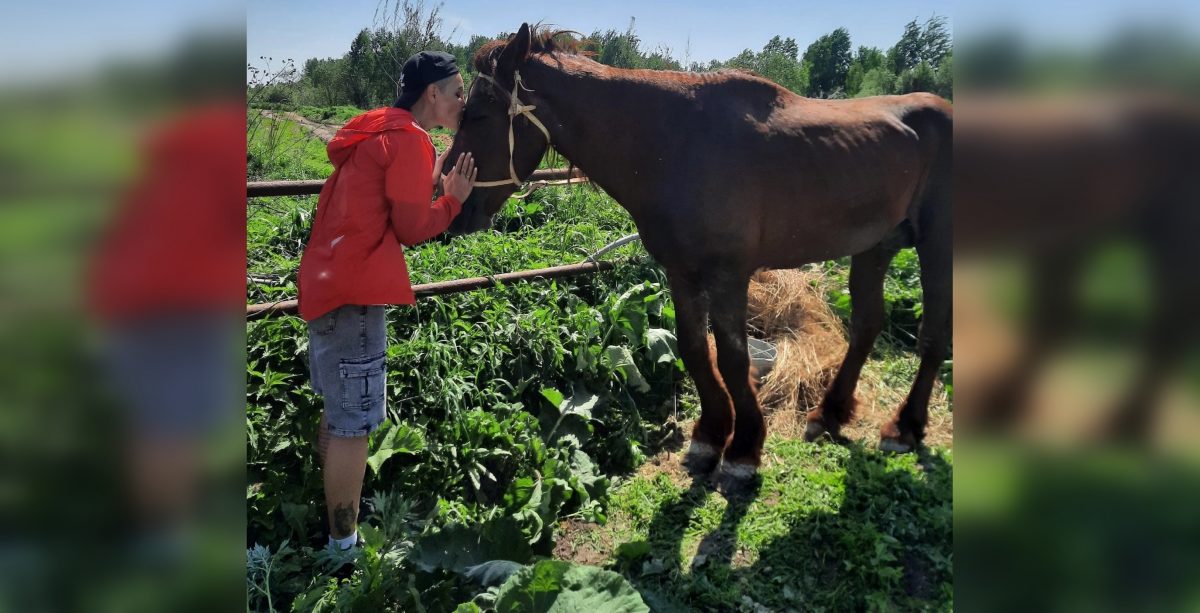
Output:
[716,462,760,496]
[879,436,914,453]
[880,420,918,453]
[682,440,721,476]
[804,421,834,442]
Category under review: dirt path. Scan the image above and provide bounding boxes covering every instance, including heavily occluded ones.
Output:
[258,109,454,150]
[259,109,340,143]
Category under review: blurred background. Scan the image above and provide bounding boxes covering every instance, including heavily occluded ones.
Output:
[955,0,1200,610]
[1,0,1198,610]
[0,2,246,611]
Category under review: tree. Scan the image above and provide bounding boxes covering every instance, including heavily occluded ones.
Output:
[888,19,924,74]
[934,53,953,99]
[367,0,454,106]
[450,34,493,71]
[919,15,952,66]
[856,67,897,97]
[642,49,683,71]
[588,24,644,69]
[304,58,345,106]
[845,46,885,96]
[897,61,938,94]
[583,18,682,71]
[724,49,757,70]
[882,15,952,98]
[763,35,799,61]
[716,44,808,95]
[342,29,375,108]
[888,15,950,73]
[802,27,852,97]
[757,51,809,94]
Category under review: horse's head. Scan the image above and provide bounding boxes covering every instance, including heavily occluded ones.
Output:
[445,23,550,235]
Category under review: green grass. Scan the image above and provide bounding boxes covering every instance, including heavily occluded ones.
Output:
[561,439,953,611]
[247,111,332,180]
[954,446,1200,612]
[248,102,365,125]
[295,104,364,124]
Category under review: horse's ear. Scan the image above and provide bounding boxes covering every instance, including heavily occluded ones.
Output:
[497,23,531,74]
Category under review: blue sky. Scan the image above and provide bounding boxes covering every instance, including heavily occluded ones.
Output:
[2,0,1192,87]
[0,0,243,85]
[247,0,953,69]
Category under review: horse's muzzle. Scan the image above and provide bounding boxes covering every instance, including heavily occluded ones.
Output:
[446,197,492,236]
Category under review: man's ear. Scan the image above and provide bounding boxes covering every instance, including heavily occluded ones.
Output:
[497,23,531,75]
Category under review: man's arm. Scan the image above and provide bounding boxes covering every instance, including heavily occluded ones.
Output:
[385,138,463,246]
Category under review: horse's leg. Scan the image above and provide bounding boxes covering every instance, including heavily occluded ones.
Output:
[882,210,952,453]
[805,242,898,442]
[971,250,1083,432]
[1101,321,1179,442]
[1102,200,1200,442]
[671,272,734,476]
[708,271,765,486]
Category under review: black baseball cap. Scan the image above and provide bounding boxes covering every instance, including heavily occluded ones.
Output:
[394,51,460,109]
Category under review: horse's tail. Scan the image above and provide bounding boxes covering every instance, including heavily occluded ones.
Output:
[898,93,953,245]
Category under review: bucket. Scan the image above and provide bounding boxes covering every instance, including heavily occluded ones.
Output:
[748,337,777,374]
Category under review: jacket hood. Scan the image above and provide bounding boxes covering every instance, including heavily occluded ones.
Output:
[326,108,424,165]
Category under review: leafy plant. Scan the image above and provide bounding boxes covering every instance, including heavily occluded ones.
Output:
[493,560,648,612]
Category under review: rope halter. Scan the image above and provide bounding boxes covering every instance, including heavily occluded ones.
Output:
[471,70,552,188]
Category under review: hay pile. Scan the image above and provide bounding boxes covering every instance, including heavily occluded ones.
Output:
[746,269,848,415]
[742,268,952,445]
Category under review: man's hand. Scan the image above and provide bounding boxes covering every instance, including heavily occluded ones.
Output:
[433,147,451,188]
[441,152,477,204]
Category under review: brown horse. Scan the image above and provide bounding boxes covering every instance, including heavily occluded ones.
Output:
[955,94,1200,440]
[444,24,952,486]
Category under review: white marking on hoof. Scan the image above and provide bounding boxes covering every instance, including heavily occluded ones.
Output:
[805,421,827,440]
[879,438,913,453]
[683,440,722,475]
[686,440,720,462]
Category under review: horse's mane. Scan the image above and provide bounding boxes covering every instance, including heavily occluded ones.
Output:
[472,24,786,93]
[473,25,585,73]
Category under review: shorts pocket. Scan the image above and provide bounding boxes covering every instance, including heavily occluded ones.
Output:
[339,352,386,410]
[310,308,339,336]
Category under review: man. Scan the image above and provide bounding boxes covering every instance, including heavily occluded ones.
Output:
[91,98,244,565]
[297,50,477,550]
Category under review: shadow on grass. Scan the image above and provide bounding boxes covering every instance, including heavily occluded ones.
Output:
[618,442,953,611]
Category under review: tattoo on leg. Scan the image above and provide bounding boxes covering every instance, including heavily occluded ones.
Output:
[332,502,357,538]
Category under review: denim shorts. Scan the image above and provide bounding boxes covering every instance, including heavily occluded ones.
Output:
[103,312,240,438]
[308,305,387,438]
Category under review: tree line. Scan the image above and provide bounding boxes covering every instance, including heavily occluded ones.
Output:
[249,2,951,110]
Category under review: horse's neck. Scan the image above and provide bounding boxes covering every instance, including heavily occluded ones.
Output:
[525,59,646,205]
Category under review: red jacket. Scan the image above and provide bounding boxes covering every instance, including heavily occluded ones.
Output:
[298,108,461,321]
[89,102,246,322]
